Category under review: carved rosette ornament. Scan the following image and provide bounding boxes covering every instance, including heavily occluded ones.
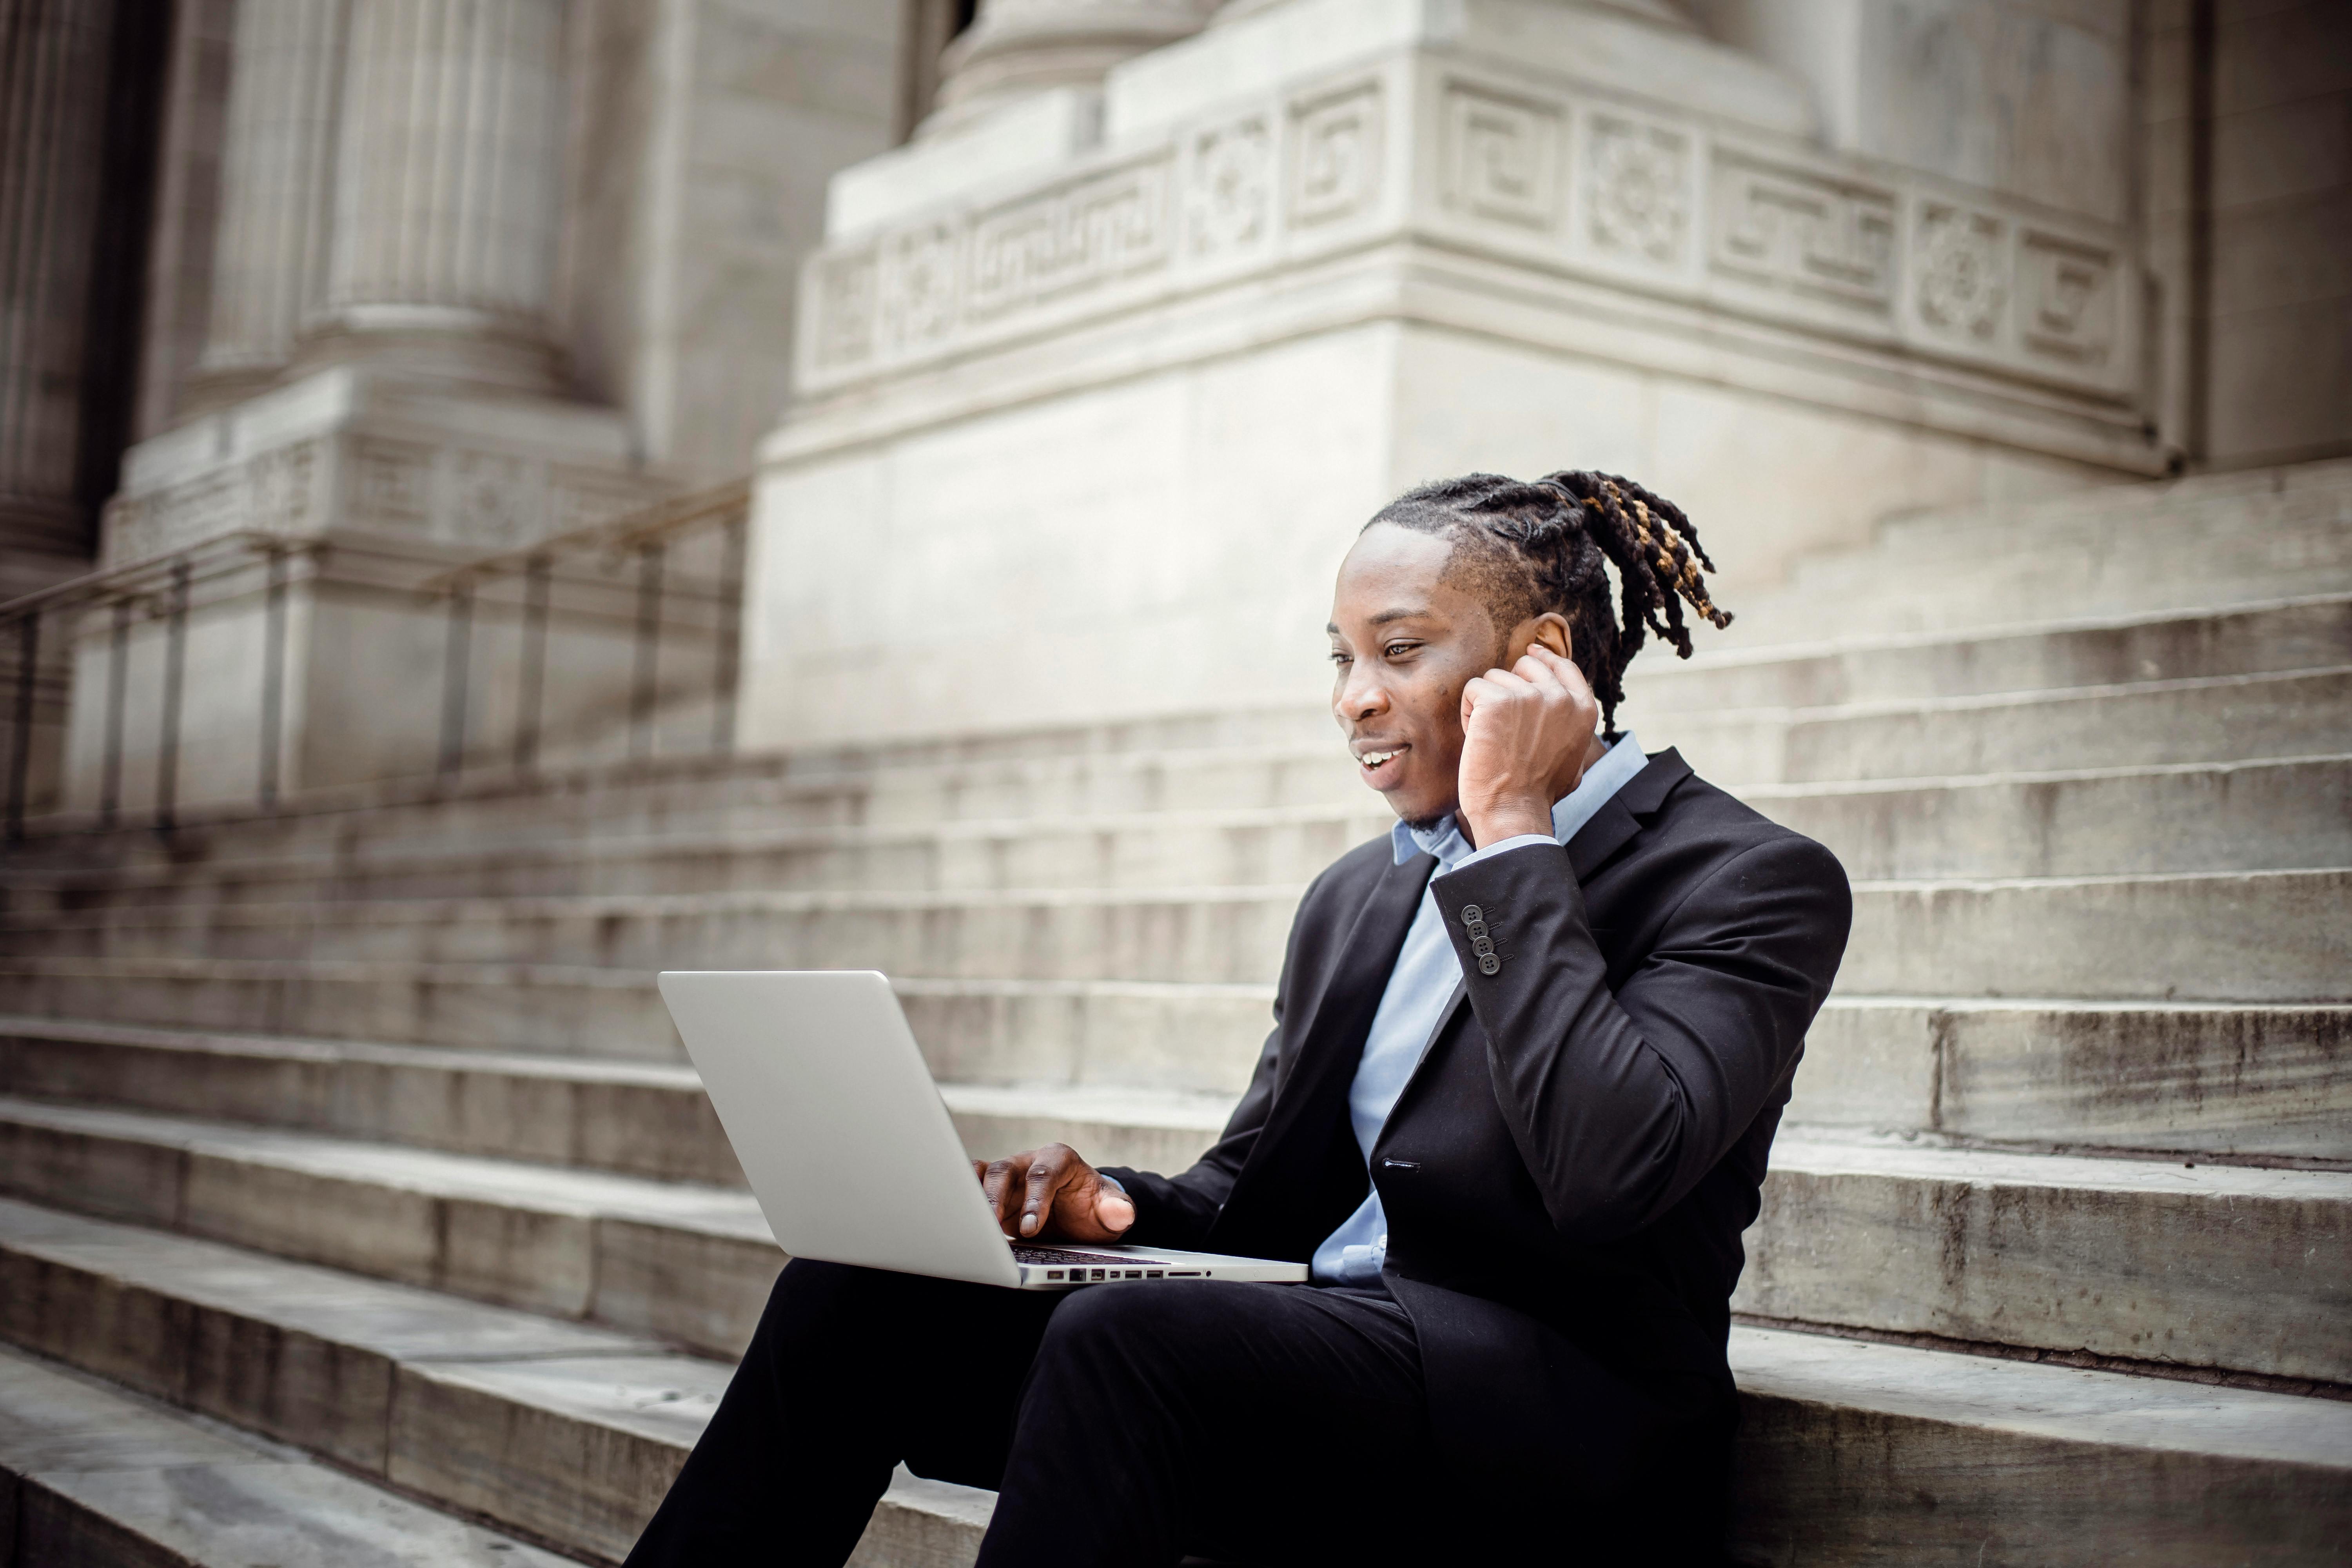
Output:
[1916,205,2007,340]
[1588,116,1689,267]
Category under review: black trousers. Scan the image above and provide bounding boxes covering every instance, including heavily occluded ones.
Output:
[623,1259,1446,1567]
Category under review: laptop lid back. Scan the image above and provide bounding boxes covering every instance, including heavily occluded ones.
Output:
[659,969,1020,1289]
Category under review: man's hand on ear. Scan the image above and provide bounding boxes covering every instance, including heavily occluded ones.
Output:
[976,1143,1136,1244]
[1457,642,1603,849]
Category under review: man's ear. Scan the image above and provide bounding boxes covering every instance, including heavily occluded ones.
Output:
[1511,612,1572,662]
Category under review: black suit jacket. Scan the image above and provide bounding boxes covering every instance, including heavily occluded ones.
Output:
[1102,750,1851,1551]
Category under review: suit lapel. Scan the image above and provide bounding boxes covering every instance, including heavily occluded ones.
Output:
[1268,849,1434,1122]
[1224,848,1432,1193]
[1568,746,1691,881]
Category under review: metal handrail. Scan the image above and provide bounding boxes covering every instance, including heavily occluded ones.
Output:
[1,475,754,840]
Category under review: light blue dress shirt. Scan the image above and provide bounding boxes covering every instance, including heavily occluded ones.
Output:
[1309,734,1650,1287]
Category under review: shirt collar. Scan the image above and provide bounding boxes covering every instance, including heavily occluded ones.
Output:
[1388,731,1646,867]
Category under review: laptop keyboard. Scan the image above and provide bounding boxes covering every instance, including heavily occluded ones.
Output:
[1010,1244,1169,1267]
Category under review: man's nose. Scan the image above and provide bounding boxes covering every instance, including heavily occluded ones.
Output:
[1336,664,1390,723]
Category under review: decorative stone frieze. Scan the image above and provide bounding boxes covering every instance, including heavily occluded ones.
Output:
[102,369,664,567]
[798,52,2139,415]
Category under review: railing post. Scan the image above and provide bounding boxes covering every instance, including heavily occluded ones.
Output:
[100,597,130,827]
[630,541,664,761]
[515,552,549,771]
[258,546,289,810]
[711,513,745,753]
[438,578,473,782]
[5,611,37,842]
[155,557,190,833]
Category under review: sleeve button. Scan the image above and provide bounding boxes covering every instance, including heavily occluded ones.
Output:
[1460,905,1484,924]
[1478,954,1501,975]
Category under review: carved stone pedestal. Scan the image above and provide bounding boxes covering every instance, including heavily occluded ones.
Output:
[745,0,2157,750]
[65,366,665,815]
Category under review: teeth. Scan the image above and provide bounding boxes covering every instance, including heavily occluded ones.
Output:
[1359,749,1399,767]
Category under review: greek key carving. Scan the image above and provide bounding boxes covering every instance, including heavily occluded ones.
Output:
[1188,117,1273,258]
[246,439,321,535]
[354,439,435,530]
[1587,114,1688,267]
[1442,82,1561,231]
[812,247,879,370]
[967,160,1172,322]
[1710,157,1895,310]
[1289,82,1383,228]
[2017,232,2114,365]
[1916,204,2007,340]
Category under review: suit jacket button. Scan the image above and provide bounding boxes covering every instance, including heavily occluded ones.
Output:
[1478,953,1501,975]
[1460,904,1484,924]
[1466,920,1487,939]
[1472,936,1494,956]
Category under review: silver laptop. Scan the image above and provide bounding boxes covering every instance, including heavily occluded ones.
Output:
[658,970,1309,1289]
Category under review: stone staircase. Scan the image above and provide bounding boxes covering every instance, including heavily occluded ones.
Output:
[0,460,2348,1564]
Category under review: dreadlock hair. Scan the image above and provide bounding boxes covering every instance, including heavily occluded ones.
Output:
[1363,470,1732,739]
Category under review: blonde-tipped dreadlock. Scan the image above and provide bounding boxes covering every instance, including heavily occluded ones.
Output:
[1363,469,1733,737]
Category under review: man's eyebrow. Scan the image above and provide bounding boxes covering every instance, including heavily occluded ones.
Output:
[1328,609,1433,636]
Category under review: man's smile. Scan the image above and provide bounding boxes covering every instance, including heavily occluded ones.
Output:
[1354,743,1409,772]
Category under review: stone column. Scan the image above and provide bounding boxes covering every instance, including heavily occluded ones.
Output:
[0,0,121,569]
[189,0,350,408]
[307,0,568,390]
[925,0,1216,136]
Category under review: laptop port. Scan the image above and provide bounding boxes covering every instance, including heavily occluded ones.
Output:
[1091,1268,1106,1281]
[1046,1270,1063,1279]
[1147,1270,1163,1278]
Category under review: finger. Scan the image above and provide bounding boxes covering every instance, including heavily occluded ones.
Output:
[982,1156,1021,1235]
[1018,1145,1079,1238]
[1511,651,1569,697]
[1522,642,1593,695]
[1461,671,1524,719]
[1093,1180,1137,1238]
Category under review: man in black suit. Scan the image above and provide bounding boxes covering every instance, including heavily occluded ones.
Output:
[626,470,1851,1566]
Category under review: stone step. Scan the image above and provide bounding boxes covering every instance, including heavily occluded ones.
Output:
[1870,459,2352,570]
[3,1094,2343,1382]
[1750,756,2352,880]
[8,753,2346,915]
[2,1194,2347,1565]
[0,961,1282,1077]
[1622,593,2352,715]
[0,1095,781,1361]
[4,729,1361,877]
[1832,867,2351,1002]
[1739,1134,2352,1384]
[9,867,2346,1001]
[0,1196,980,1566]
[1789,998,2352,1163]
[0,953,688,1060]
[1650,666,2352,787]
[0,1341,585,1567]
[9,991,2347,1188]
[1731,464,2352,644]
[1724,1324,2352,1565]
[0,804,1397,911]
[0,1016,744,1185]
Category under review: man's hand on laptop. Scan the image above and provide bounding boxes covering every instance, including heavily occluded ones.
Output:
[977,1143,1137,1243]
